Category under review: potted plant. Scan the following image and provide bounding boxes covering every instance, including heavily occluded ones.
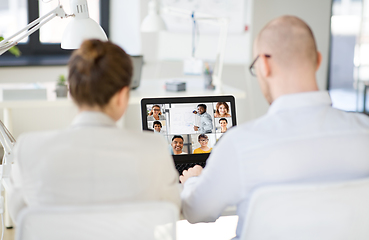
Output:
[55,74,68,98]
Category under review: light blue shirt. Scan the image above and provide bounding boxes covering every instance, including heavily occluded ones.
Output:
[197,112,213,134]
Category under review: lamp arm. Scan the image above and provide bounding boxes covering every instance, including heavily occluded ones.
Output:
[0,3,69,55]
[0,121,15,165]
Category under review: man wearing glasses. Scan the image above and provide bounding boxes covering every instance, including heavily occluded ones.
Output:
[179,15,369,240]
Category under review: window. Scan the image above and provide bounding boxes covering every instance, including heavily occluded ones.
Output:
[0,0,109,66]
[328,0,363,112]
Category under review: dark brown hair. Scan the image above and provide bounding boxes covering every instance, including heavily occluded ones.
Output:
[198,134,208,141]
[68,39,133,107]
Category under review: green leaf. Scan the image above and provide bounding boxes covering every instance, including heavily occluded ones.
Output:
[57,75,66,86]
[9,46,21,57]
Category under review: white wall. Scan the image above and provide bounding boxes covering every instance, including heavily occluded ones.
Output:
[139,0,332,122]
[246,0,332,118]
[110,0,141,55]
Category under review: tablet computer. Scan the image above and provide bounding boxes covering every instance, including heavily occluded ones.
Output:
[141,95,237,174]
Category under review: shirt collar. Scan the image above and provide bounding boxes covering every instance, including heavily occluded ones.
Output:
[267,91,332,115]
[71,111,117,128]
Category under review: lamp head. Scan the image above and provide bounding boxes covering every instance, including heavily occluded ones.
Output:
[140,0,167,32]
[61,0,107,49]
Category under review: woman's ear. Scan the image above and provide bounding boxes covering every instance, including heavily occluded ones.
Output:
[117,86,130,107]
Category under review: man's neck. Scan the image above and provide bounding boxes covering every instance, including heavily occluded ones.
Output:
[271,73,319,102]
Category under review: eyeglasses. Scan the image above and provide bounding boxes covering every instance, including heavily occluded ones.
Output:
[249,54,271,77]
[152,108,160,112]
[199,139,208,142]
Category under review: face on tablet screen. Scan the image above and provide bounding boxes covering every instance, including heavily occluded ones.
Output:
[146,102,233,155]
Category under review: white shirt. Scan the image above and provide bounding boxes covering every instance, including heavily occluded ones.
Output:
[181,91,369,239]
[8,111,180,222]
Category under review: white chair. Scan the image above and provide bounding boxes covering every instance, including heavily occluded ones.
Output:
[241,178,369,240]
[15,201,179,240]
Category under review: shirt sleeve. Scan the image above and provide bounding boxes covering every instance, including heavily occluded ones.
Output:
[199,113,213,133]
[180,133,244,223]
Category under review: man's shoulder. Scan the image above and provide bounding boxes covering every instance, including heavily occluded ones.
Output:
[334,110,369,128]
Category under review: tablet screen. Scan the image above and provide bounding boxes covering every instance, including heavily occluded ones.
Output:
[145,101,234,155]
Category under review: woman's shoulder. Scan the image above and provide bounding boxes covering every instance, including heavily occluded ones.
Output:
[193,147,202,153]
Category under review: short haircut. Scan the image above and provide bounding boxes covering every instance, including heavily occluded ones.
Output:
[172,135,184,142]
[153,121,162,127]
[197,104,207,111]
[257,16,318,68]
[198,134,208,141]
[68,40,132,107]
[219,118,228,123]
[215,102,229,115]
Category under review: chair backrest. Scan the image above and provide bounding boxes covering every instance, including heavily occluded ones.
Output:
[15,201,179,240]
[241,178,369,240]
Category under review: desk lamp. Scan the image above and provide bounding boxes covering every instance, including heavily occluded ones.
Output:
[141,0,229,93]
[0,0,107,55]
[0,121,15,166]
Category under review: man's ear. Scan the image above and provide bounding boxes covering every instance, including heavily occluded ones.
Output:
[259,55,271,78]
[316,51,322,71]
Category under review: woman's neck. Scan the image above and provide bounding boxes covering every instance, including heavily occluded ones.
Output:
[78,105,116,122]
[200,146,209,150]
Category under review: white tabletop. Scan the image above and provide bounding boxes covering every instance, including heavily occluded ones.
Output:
[0,78,246,108]
[129,78,246,104]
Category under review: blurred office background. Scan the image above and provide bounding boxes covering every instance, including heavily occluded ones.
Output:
[0,0,366,239]
[0,0,334,138]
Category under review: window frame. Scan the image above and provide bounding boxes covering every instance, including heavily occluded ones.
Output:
[0,0,110,67]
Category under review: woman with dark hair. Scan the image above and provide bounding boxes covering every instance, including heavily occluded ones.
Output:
[218,118,228,133]
[8,40,180,222]
[214,102,231,118]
